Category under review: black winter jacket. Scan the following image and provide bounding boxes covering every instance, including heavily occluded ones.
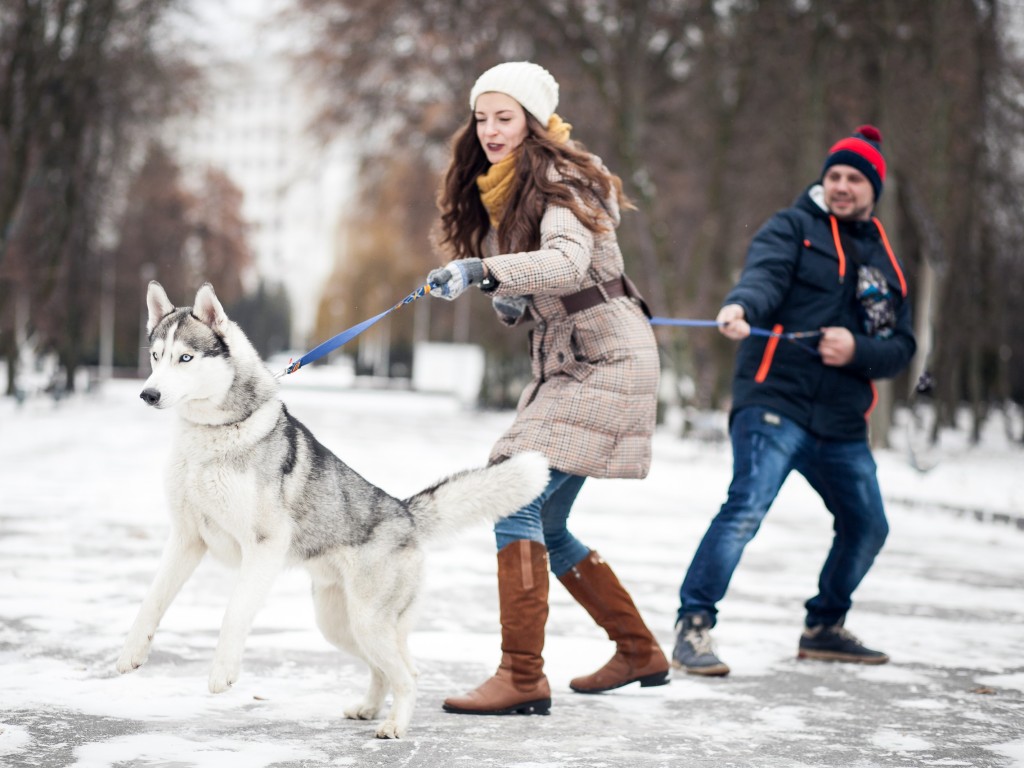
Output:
[726,184,916,441]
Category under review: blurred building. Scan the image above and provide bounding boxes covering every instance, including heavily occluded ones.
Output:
[167,0,357,346]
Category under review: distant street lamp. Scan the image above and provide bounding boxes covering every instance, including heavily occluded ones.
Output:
[138,264,156,377]
[98,254,115,383]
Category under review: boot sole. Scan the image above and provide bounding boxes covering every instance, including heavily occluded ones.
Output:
[442,698,551,716]
[671,659,730,677]
[797,649,890,665]
[570,670,671,694]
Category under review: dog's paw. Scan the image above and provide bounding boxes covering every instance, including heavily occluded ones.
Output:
[208,660,240,693]
[375,719,404,739]
[343,702,379,721]
[116,640,150,673]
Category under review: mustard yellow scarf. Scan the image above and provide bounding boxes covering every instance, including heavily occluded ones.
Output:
[477,114,572,228]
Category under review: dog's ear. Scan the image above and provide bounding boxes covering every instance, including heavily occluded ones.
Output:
[193,282,229,335]
[146,281,175,335]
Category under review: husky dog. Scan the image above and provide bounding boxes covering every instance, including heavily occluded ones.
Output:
[117,281,548,738]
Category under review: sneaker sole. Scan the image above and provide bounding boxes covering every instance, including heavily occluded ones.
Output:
[797,649,890,665]
[671,659,730,677]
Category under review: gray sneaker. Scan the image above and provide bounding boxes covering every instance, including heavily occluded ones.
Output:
[672,612,730,676]
[798,624,890,665]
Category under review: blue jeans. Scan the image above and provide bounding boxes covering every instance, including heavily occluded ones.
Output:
[495,469,590,577]
[678,406,889,628]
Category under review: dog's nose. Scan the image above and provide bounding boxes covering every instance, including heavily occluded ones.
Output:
[140,388,160,406]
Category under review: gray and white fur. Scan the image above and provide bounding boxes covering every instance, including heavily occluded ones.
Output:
[117,280,548,738]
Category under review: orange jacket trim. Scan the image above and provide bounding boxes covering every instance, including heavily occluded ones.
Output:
[829,215,846,282]
[865,380,879,421]
[755,324,784,383]
[871,217,907,297]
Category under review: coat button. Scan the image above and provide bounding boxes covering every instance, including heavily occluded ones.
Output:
[557,352,565,363]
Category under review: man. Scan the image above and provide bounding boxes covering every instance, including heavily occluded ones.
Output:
[673,125,916,676]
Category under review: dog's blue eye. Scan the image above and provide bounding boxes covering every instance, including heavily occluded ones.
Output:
[180,354,193,363]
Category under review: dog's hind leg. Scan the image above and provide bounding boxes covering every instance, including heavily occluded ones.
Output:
[312,580,357,654]
[396,605,419,681]
[117,531,206,674]
[348,579,420,739]
[313,580,390,723]
[208,540,288,693]
[349,615,417,738]
[343,665,389,723]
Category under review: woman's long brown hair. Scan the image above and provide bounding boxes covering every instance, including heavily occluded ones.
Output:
[436,113,632,259]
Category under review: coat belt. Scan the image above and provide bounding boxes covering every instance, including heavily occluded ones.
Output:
[560,275,651,318]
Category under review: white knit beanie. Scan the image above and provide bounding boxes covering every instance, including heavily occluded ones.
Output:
[469,61,559,124]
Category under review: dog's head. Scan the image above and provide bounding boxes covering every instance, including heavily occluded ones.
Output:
[140,281,236,411]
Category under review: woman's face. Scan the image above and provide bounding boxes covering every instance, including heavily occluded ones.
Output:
[474,92,529,164]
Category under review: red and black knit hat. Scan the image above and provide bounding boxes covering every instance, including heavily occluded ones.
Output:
[821,125,886,200]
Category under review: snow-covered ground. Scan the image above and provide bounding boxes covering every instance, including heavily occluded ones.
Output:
[1,377,1022,767]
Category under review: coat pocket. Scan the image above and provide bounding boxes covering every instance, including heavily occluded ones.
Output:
[542,322,596,382]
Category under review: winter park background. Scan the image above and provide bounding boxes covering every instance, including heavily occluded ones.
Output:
[1,373,1022,767]
[4,1,1024,765]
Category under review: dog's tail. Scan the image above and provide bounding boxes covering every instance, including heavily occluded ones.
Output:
[405,452,549,540]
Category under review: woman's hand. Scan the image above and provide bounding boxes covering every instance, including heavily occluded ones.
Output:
[492,295,530,325]
[427,259,485,300]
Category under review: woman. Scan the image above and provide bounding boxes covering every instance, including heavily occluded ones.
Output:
[427,61,668,716]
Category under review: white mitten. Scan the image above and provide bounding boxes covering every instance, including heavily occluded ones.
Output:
[427,259,485,301]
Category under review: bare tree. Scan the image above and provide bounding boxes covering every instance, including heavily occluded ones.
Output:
[0,0,194,392]
[111,142,254,369]
[288,0,1024,436]
[191,167,253,307]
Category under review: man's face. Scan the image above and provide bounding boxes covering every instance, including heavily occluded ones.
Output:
[823,164,875,221]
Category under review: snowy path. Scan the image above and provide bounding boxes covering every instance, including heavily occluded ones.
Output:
[1,379,1022,767]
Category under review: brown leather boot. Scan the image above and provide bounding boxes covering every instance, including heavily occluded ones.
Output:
[443,539,552,715]
[559,550,670,693]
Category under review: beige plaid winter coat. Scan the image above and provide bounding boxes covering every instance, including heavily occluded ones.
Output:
[484,161,659,479]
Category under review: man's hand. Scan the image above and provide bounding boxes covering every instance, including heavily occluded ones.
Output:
[716,304,750,340]
[819,326,855,366]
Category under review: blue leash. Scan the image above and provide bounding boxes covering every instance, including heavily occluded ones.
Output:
[275,282,435,377]
[277,289,822,377]
[650,316,822,349]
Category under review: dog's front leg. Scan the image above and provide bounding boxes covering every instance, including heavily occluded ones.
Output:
[117,531,207,674]
[207,541,288,693]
